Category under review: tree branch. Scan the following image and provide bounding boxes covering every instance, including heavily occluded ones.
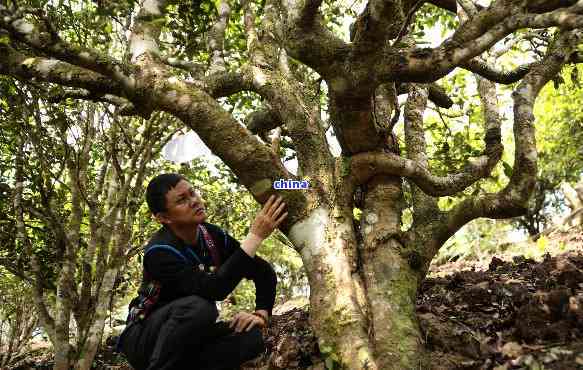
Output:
[245,109,282,135]
[348,148,499,196]
[351,0,419,52]
[460,59,536,84]
[0,6,134,89]
[397,82,454,108]
[208,0,230,74]
[160,56,205,76]
[435,30,582,246]
[276,0,349,78]
[47,89,140,116]
[0,45,124,96]
[128,0,168,63]
[12,130,57,344]
[403,84,440,226]
[378,1,583,83]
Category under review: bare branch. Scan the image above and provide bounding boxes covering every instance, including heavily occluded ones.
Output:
[0,6,134,88]
[379,1,583,83]
[0,45,124,96]
[277,0,349,78]
[436,30,582,245]
[208,0,231,74]
[403,84,439,223]
[349,149,499,196]
[460,59,536,84]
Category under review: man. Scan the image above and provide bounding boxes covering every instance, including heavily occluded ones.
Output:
[119,173,287,370]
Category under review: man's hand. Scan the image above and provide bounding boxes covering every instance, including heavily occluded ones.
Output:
[229,311,267,333]
[250,195,287,239]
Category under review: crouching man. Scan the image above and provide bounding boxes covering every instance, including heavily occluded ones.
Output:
[118,173,287,370]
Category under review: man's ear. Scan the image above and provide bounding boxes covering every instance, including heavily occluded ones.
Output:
[154,212,171,225]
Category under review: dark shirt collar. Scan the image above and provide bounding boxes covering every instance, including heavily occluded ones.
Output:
[154,224,192,250]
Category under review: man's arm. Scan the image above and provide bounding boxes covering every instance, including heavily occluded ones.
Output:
[145,246,255,301]
[148,195,285,303]
[219,227,277,316]
[245,255,277,316]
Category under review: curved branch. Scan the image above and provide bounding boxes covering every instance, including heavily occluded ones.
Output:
[241,64,334,178]
[276,0,349,78]
[349,150,500,197]
[435,30,581,246]
[379,2,583,83]
[397,82,454,108]
[0,6,134,89]
[460,59,536,84]
[0,45,124,96]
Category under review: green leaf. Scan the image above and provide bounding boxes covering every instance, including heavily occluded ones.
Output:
[340,157,352,177]
[325,358,335,370]
[503,161,513,178]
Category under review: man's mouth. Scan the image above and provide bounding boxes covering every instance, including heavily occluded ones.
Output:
[194,208,205,215]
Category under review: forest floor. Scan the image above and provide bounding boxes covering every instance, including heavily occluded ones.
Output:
[8,226,583,370]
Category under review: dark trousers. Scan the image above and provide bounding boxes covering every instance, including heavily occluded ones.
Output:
[119,295,265,370]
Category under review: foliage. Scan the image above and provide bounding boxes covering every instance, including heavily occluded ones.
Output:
[518,64,583,233]
[0,266,39,368]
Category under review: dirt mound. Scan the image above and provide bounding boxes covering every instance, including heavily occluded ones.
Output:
[419,251,583,369]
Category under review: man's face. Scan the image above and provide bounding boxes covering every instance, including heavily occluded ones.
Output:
[157,180,207,227]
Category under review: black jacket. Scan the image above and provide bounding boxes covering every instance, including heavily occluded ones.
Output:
[134,222,277,315]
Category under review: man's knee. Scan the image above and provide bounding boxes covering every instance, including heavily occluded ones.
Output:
[171,295,218,324]
[244,327,265,359]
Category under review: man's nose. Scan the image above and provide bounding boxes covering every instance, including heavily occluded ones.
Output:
[189,195,201,207]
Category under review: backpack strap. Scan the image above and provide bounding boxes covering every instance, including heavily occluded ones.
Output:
[199,224,221,267]
[145,244,202,266]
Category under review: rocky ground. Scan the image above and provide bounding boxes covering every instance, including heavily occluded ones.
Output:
[8,229,583,370]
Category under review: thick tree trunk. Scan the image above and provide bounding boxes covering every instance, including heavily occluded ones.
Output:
[360,175,426,370]
[561,181,583,226]
[288,194,427,369]
[289,207,379,369]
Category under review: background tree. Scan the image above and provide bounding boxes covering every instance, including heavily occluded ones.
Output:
[522,66,583,233]
[0,77,178,370]
[0,267,39,369]
[2,0,583,368]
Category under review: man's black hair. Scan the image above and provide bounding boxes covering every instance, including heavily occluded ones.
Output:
[146,173,186,214]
